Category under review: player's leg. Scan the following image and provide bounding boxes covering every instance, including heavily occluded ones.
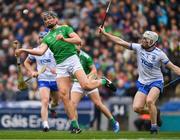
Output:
[75,69,116,91]
[89,91,120,133]
[70,82,84,119]
[146,87,160,134]
[56,77,81,133]
[39,86,50,132]
[71,91,83,119]
[49,91,59,118]
[69,55,116,91]
[50,91,59,108]
[133,91,148,114]
[49,81,60,118]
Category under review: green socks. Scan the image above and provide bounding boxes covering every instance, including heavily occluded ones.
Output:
[101,79,107,85]
[110,117,116,125]
[71,120,79,128]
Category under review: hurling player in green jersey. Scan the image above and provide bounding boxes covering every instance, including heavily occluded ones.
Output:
[15,11,116,134]
[71,50,120,133]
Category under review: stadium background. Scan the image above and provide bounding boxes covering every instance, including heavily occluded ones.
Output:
[0,0,179,132]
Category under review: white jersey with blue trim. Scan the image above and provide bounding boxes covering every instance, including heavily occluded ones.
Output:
[28,47,56,81]
[131,43,169,84]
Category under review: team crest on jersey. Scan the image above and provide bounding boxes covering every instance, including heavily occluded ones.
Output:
[151,55,156,61]
[52,32,57,37]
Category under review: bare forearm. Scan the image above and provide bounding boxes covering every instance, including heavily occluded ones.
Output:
[24,58,36,74]
[102,31,131,49]
[63,37,81,45]
[103,31,121,43]
[172,65,180,75]
[87,66,98,79]
[166,62,180,75]
[88,71,97,77]
[24,62,34,73]
[21,49,44,56]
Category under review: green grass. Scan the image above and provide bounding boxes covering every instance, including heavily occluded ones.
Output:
[0,130,180,139]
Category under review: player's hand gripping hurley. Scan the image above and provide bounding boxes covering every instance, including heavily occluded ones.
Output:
[24,66,47,83]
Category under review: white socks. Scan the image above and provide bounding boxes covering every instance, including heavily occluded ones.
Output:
[43,121,49,128]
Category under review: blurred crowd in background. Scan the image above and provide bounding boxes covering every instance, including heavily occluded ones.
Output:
[0,0,179,102]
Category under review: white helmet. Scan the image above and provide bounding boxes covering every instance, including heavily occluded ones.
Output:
[143,31,159,45]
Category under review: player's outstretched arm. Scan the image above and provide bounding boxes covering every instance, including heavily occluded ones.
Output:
[15,43,48,56]
[99,26,131,49]
[166,61,180,75]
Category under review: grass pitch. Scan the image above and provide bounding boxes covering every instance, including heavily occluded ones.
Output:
[0,130,180,139]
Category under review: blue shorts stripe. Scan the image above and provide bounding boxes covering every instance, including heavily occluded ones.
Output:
[38,81,58,91]
[136,80,163,95]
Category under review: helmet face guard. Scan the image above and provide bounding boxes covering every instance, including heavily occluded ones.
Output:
[41,11,58,29]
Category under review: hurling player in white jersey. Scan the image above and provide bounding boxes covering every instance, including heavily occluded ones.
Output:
[99,27,180,134]
[24,32,59,132]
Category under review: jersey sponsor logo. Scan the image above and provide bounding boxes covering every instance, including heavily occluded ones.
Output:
[40,59,51,64]
[141,58,153,68]
[140,52,156,61]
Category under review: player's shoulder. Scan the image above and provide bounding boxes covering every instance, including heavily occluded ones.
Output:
[154,47,161,51]
[42,31,50,39]
[61,24,69,27]
[59,24,71,28]
[154,47,165,54]
[131,43,141,50]
[152,47,168,58]
[46,48,54,54]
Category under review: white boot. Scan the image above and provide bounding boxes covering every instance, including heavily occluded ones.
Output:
[42,121,49,132]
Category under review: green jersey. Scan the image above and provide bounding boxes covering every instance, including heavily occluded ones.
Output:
[79,50,93,74]
[73,50,93,82]
[42,25,77,64]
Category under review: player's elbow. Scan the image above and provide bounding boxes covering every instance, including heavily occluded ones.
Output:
[173,66,180,75]
[75,37,82,45]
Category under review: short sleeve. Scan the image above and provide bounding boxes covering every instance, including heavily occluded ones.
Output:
[65,26,74,35]
[42,37,48,45]
[28,48,37,62]
[28,54,36,63]
[87,56,94,67]
[131,43,141,52]
[160,51,169,65]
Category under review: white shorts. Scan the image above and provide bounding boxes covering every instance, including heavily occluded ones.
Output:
[71,82,99,96]
[56,55,83,78]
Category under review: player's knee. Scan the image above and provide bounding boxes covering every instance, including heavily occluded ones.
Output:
[59,94,68,101]
[41,98,49,107]
[59,90,69,101]
[72,101,78,108]
[94,101,102,109]
[59,88,68,96]
[133,106,142,113]
[146,99,154,107]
